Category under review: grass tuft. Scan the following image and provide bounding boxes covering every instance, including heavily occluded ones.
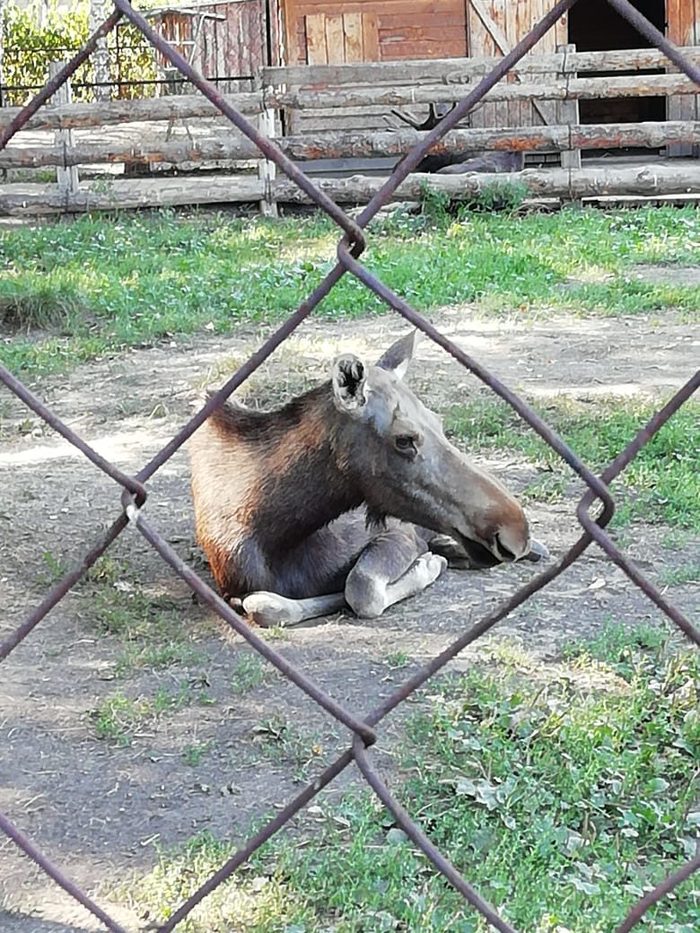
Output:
[230,653,271,694]
[91,681,209,747]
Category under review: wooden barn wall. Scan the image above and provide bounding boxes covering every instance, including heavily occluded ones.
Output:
[283,0,468,65]
[198,0,267,85]
[467,0,568,129]
[154,1,267,92]
[667,0,700,154]
[281,0,468,135]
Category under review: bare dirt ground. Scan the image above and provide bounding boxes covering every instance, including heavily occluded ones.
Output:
[1,308,698,931]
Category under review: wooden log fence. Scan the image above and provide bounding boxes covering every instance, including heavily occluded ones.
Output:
[3,122,699,170]
[269,73,699,112]
[1,71,697,134]
[262,45,700,87]
[4,164,700,216]
[1,44,698,214]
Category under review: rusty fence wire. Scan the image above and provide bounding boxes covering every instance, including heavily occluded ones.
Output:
[1,1,699,930]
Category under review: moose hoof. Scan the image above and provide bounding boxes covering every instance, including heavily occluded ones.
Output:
[421,553,448,584]
[242,592,304,628]
[413,553,448,588]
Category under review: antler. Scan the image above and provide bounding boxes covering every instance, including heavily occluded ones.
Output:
[391,102,457,131]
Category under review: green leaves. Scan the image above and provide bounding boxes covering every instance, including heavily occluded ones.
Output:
[1,1,156,106]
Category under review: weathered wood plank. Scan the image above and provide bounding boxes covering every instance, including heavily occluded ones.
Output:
[0,92,264,132]
[666,0,700,156]
[305,13,328,65]
[264,47,700,86]
[49,61,79,197]
[362,12,380,62]
[273,165,700,203]
[506,0,523,127]
[6,122,698,169]
[273,74,699,111]
[557,44,581,170]
[0,175,264,214]
[467,0,505,129]
[324,13,345,64]
[469,0,558,126]
[343,12,363,63]
[5,164,699,215]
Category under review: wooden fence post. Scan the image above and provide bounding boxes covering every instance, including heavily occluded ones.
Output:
[257,75,278,218]
[557,43,581,172]
[49,62,80,200]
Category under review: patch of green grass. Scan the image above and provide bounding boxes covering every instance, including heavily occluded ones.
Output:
[460,178,531,214]
[446,394,700,529]
[118,625,699,931]
[115,831,308,931]
[660,562,700,587]
[91,693,155,747]
[384,650,411,670]
[114,642,205,677]
[84,555,125,586]
[79,565,203,675]
[182,741,213,767]
[39,549,71,585]
[1,206,698,375]
[661,529,694,551]
[91,681,207,747]
[561,618,669,670]
[230,653,270,694]
[520,472,569,505]
[250,715,325,779]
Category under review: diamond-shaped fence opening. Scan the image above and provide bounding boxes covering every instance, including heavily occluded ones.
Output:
[0,1,698,930]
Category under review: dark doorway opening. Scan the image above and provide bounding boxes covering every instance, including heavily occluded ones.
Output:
[568,0,666,135]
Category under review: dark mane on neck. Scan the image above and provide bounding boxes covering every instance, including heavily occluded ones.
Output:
[208,382,332,441]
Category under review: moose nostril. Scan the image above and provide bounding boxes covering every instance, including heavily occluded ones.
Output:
[495,534,517,562]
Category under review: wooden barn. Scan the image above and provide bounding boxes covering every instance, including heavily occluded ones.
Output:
[275,0,699,133]
[3,0,697,217]
[126,1,698,149]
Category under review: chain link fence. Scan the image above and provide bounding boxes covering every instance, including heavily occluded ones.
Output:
[1,1,698,930]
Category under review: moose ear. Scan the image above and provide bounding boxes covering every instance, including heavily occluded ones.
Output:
[331,354,367,413]
[376,331,418,380]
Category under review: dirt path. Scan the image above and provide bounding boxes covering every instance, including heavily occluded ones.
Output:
[1,308,697,931]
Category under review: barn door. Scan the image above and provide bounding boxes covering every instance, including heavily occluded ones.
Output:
[667,0,699,157]
[305,12,380,65]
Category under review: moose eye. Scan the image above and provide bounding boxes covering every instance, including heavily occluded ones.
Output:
[394,435,415,453]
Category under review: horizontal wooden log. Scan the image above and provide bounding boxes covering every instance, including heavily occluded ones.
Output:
[1,70,697,135]
[0,176,264,214]
[0,91,263,133]
[264,46,700,86]
[2,164,699,215]
[275,165,700,202]
[274,74,699,112]
[4,122,699,169]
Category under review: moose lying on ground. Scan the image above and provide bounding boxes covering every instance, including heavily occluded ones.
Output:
[392,103,525,175]
[189,333,547,627]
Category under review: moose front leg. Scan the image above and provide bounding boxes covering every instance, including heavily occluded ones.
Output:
[344,527,447,619]
[241,591,346,628]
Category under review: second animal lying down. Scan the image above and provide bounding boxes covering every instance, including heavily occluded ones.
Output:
[189,332,548,627]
